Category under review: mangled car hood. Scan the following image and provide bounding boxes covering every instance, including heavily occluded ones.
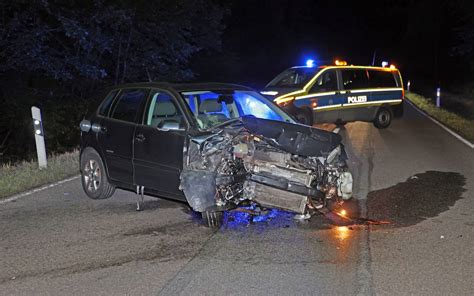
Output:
[241,117,341,157]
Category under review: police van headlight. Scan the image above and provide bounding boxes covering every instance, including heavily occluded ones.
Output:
[275,97,294,107]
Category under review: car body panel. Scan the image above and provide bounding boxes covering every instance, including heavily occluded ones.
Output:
[97,118,136,184]
[133,125,186,197]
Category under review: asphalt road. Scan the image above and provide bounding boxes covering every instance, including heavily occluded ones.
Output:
[1,102,473,295]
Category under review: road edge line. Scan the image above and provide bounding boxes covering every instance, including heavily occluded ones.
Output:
[405,98,474,149]
[0,175,80,205]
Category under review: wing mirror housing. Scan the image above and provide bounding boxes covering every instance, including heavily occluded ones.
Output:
[158,121,184,132]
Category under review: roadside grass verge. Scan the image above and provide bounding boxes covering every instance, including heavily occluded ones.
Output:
[405,92,474,143]
[0,150,79,199]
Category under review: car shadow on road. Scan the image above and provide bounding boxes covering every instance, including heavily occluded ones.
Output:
[363,171,466,227]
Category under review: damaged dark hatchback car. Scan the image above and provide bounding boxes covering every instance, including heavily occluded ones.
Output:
[79,83,353,227]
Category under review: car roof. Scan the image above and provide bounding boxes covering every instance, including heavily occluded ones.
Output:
[112,82,254,92]
[289,65,397,71]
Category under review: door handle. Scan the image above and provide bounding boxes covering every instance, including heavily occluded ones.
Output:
[135,134,146,142]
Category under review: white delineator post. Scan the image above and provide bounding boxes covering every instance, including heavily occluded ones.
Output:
[436,87,441,108]
[407,80,411,92]
[31,106,47,169]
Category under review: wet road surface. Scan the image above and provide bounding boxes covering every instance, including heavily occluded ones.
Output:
[0,102,473,295]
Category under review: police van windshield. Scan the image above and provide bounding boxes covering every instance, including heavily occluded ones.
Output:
[266,67,321,88]
[180,90,294,129]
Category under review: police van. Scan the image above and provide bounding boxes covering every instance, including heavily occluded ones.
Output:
[260,62,404,128]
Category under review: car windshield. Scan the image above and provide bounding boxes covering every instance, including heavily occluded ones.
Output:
[266,67,321,88]
[180,90,294,129]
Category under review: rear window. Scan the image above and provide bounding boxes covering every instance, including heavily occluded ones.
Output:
[368,70,397,88]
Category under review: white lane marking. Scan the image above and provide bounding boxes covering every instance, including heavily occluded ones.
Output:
[333,127,340,134]
[405,99,474,149]
[0,175,80,205]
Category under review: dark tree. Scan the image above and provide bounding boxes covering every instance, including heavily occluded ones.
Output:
[0,0,228,163]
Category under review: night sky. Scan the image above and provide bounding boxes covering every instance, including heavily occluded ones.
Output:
[194,0,473,89]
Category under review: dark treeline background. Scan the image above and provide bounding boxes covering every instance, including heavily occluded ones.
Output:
[1,0,473,163]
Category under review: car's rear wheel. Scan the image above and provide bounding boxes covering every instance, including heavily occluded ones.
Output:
[201,211,224,228]
[81,148,115,199]
[295,108,313,126]
[373,107,392,129]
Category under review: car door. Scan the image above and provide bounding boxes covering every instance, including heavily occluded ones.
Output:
[97,88,148,185]
[298,68,342,123]
[339,68,372,122]
[133,89,187,199]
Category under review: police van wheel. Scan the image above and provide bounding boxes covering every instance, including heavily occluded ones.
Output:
[295,108,313,126]
[373,107,392,129]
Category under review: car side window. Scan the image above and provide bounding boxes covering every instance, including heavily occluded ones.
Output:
[368,70,397,88]
[309,70,338,93]
[146,90,186,129]
[342,69,369,90]
[98,90,119,116]
[110,89,147,123]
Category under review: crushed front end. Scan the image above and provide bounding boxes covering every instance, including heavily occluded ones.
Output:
[180,117,352,217]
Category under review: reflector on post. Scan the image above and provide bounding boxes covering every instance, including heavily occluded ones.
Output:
[31,106,47,169]
[436,87,441,108]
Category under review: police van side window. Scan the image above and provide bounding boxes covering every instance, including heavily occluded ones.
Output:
[368,70,397,88]
[309,70,338,93]
[110,88,147,123]
[342,69,369,90]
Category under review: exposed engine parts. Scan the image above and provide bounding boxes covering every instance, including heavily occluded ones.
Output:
[180,117,353,217]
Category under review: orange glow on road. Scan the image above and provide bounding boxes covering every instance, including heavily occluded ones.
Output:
[335,226,350,241]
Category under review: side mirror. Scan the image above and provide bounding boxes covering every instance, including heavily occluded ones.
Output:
[158,121,184,132]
